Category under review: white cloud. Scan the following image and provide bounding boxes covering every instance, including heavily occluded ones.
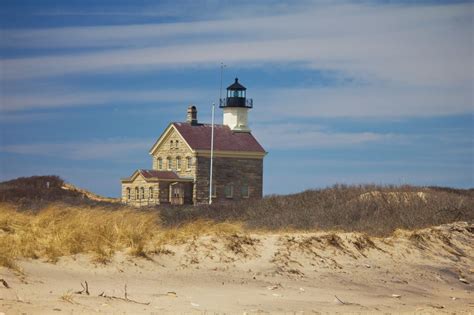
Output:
[0,139,152,160]
[252,122,394,149]
[251,84,472,120]
[0,88,211,112]
[1,2,472,87]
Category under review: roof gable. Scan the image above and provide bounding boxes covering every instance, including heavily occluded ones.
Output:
[149,123,193,155]
[121,169,181,182]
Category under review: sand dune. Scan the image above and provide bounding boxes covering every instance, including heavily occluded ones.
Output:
[1,222,473,314]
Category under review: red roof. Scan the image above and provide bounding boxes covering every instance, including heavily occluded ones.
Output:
[138,170,180,180]
[172,122,265,153]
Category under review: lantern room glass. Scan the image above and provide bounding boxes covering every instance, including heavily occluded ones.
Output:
[227,90,246,98]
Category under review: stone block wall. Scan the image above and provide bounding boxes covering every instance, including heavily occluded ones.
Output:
[194,156,263,204]
[151,129,196,178]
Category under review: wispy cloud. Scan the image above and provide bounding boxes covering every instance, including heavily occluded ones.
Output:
[253,122,396,149]
[252,84,472,120]
[1,88,211,112]
[0,139,152,160]
[1,2,471,87]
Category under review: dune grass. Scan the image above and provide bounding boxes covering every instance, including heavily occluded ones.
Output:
[0,183,473,270]
[0,202,244,269]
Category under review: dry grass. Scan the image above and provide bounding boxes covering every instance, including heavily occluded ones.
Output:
[0,203,244,269]
[161,184,474,236]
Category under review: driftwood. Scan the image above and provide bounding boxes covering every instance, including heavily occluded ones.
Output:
[334,295,346,305]
[74,281,89,295]
[0,279,10,289]
[98,284,150,305]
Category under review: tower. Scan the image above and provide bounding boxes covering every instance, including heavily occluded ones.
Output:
[220,78,253,132]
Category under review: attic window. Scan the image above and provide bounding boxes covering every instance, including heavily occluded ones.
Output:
[175,140,179,148]
[170,140,174,149]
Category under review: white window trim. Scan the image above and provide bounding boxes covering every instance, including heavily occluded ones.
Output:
[176,157,181,171]
[186,157,192,171]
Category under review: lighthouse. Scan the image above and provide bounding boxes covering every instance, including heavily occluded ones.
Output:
[220,78,253,132]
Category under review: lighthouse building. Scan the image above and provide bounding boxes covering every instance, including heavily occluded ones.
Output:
[121,78,266,206]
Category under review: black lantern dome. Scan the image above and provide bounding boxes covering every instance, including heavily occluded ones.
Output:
[219,78,253,108]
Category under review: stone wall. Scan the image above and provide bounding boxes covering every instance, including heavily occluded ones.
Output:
[121,175,159,206]
[151,128,196,178]
[194,156,263,204]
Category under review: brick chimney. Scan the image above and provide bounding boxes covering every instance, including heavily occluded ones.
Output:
[186,105,198,125]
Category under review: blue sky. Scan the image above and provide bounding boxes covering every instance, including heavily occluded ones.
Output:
[0,0,472,197]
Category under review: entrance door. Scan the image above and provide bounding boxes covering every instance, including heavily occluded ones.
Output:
[169,182,184,205]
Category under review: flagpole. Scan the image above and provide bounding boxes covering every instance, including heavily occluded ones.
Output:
[209,102,215,205]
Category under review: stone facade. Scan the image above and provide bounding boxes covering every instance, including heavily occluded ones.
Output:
[121,173,159,206]
[194,156,263,204]
[150,128,196,178]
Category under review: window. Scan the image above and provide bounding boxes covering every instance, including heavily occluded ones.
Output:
[126,188,131,200]
[170,140,174,149]
[158,158,163,170]
[167,157,172,170]
[176,157,181,170]
[135,187,139,200]
[175,140,179,149]
[211,184,217,198]
[149,187,153,199]
[225,183,234,198]
[241,184,249,198]
[186,157,192,170]
[141,187,145,199]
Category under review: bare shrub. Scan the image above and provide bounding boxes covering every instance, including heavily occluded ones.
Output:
[160,185,474,236]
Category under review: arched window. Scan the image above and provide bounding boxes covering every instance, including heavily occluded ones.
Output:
[175,140,179,148]
[158,158,163,170]
[167,157,172,170]
[186,157,192,170]
[141,187,145,199]
[149,187,153,199]
[170,140,174,149]
[126,188,131,200]
[225,183,234,199]
[135,187,139,200]
[176,156,181,170]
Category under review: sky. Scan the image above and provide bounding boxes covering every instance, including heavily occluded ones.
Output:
[0,0,473,197]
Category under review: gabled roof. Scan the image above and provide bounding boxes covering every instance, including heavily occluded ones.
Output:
[172,122,265,153]
[121,169,185,183]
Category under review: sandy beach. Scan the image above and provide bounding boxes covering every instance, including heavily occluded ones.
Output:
[1,222,473,314]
